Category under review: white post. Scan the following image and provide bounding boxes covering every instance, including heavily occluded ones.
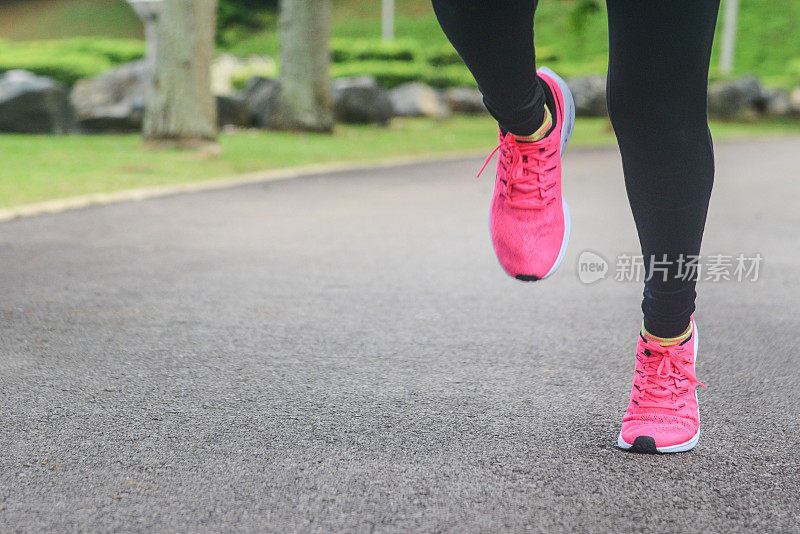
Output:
[381,0,395,41]
[142,15,159,67]
[720,0,739,76]
[127,0,164,68]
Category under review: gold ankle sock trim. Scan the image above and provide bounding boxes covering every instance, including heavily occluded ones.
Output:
[641,322,693,347]
[513,106,552,143]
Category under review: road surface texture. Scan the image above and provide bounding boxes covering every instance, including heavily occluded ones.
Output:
[2,138,799,532]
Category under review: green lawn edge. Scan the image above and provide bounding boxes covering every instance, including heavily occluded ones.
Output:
[2,116,800,210]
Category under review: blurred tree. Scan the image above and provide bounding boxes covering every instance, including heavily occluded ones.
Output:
[272,0,333,132]
[568,0,600,53]
[144,0,218,146]
[217,0,276,46]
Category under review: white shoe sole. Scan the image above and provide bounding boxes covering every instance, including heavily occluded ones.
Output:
[538,66,574,280]
[617,324,701,453]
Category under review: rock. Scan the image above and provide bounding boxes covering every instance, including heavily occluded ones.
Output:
[789,87,800,116]
[707,76,763,120]
[389,82,450,119]
[332,76,393,125]
[761,88,791,117]
[212,54,277,96]
[70,61,150,132]
[241,76,281,128]
[444,87,486,114]
[566,76,607,117]
[216,95,249,128]
[332,75,379,92]
[0,70,74,134]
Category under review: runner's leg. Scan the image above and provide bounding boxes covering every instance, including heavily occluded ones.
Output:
[606,0,721,337]
[431,0,547,136]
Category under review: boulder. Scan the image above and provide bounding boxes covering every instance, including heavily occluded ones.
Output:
[0,70,74,134]
[332,76,393,125]
[566,75,607,117]
[789,87,800,116]
[389,82,450,119]
[216,95,249,128]
[707,76,763,120]
[332,76,379,92]
[760,88,791,117]
[444,87,486,114]
[241,76,281,128]
[70,61,149,132]
[212,54,277,96]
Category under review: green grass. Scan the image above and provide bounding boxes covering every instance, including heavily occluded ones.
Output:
[3,116,800,210]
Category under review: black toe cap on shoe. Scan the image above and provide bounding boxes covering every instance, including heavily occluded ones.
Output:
[515,274,541,282]
[626,436,659,454]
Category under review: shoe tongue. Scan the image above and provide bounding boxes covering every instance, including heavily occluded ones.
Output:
[513,181,539,196]
[648,387,671,399]
[641,364,675,401]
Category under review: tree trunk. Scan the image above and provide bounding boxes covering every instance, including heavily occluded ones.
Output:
[144,0,218,145]
[274,0,334,132]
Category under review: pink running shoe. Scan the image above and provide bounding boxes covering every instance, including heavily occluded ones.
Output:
[618,318,707,454]
[477,67,575,281]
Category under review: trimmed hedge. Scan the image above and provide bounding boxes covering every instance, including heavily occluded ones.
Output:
[789,58,800,86]
[421,64,478,89]
[330,38,422,63]
[329,39,476,89]
[331,39,557,67]
[0,38,144,86]
[331,60,476,89]
[0,52,111,87]
[425,44,462,67]
[67,38,146,64]
[0,36,614,91]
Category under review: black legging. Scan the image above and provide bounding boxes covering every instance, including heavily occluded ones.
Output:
[432,0,720,337]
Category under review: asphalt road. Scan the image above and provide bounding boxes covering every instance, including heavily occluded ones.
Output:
[1,138,799,532]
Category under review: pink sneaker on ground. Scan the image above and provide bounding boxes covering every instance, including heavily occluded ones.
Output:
[618,318,707,454]
[477,67,575,281]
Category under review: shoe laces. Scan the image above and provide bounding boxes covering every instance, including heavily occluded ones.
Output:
[477,132,559,210]
[633,340,707,410]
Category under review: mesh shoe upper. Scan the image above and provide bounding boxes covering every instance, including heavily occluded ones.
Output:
[479,69,569,280]
[620,320,706,449]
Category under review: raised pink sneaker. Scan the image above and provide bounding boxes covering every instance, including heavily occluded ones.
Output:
[477,67,575,281]
[618,318,707,454]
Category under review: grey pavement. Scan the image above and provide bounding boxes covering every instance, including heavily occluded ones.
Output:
[1,138,799,532]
